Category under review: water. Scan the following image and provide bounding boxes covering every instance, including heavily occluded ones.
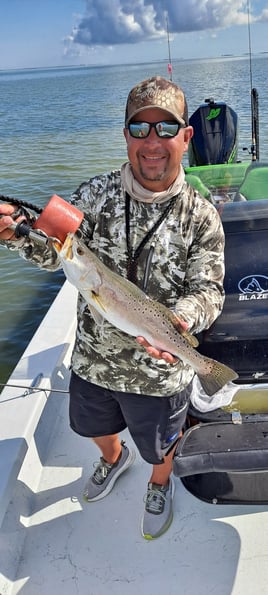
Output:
[1,56,268,386]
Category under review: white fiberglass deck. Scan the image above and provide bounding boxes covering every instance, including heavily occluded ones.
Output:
[1,282,268,594]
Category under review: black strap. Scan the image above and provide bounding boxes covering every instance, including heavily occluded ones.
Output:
[125,192,177,286]
[0,195,43,214]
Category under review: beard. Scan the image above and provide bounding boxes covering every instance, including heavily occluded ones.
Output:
[138,160,167,182]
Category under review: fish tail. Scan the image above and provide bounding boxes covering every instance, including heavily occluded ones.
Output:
[197,360,238,397]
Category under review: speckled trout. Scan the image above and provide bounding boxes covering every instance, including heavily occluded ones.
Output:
[54,233,238,396]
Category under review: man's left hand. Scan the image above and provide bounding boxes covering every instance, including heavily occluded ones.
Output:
[136,336,179,364]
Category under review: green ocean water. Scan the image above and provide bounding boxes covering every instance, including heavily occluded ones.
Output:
[1,56,268,386]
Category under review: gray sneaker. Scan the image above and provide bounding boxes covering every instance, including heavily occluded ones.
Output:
[83,441,135,502]
[141,477,175,540]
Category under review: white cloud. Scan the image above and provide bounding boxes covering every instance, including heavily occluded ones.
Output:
[66,0,264,50]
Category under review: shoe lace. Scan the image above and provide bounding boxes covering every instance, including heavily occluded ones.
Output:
[144,484,167,514]
[92,457,114,485]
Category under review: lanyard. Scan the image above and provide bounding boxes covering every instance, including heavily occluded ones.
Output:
[125,192,177,290]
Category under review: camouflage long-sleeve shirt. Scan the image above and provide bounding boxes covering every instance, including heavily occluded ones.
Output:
[4,169,225,396]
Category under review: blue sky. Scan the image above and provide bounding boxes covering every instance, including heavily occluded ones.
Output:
[0,0,268,70]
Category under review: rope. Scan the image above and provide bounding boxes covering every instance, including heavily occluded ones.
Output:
[0,194,43,214]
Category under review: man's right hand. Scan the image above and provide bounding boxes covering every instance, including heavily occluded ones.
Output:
[0,204,24,241]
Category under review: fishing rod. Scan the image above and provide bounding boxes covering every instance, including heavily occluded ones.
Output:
[0,193,84,244]
[247,0,260,161]
[0,373,69,398]
[0,194,49,244]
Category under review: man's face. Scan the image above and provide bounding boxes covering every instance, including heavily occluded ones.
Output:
[124,107,193,191]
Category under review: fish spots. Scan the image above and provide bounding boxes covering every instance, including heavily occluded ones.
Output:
[58,232,237,395]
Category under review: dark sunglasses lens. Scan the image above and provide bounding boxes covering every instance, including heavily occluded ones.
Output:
[128,121,180,138]
[156,122,180,137]
[128,122,150,138]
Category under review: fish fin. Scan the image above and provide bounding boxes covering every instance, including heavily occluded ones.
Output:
[170,313,199,348]
[88,305,105,326]
[181,330,199,348]
[91,291,107,312]
[197,360,238,397]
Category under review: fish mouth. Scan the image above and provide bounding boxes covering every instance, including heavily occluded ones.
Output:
[52,238,63,253]
[64,234,74,260]
[52,232,73,260]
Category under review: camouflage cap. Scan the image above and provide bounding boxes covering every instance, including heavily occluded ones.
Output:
[125,76,188,127]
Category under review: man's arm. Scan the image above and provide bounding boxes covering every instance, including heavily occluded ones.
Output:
[174,206,225,334]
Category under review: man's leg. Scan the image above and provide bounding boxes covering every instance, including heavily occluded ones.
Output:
[149,439,180,485]
[92,434,122,463]
[141,437,182,540]
[83,435,136,502]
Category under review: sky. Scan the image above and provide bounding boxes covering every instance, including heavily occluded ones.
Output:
[0,0,268,70]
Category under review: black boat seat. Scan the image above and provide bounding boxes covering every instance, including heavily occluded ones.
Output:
[173,419,268,477]
[173,416,268,504]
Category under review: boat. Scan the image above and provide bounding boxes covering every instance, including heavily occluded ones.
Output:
[1,88,268,593]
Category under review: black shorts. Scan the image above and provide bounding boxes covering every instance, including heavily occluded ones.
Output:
[69,371,192,465]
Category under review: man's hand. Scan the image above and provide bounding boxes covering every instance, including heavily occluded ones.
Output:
[136,336,179,363]
[0,204,24,241]
[136,316,188,364]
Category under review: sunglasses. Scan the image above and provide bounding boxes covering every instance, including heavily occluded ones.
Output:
[128,120,184,139]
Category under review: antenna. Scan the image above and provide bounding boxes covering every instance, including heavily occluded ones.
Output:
[247,0,253,91]
[166,13,172,80]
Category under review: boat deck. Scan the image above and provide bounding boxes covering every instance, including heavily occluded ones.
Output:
[1,282,268,594]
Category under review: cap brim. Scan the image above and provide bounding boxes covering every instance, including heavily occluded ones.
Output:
[125,105,186,127]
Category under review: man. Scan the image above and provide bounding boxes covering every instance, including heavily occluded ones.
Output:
[0,76,225,539]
